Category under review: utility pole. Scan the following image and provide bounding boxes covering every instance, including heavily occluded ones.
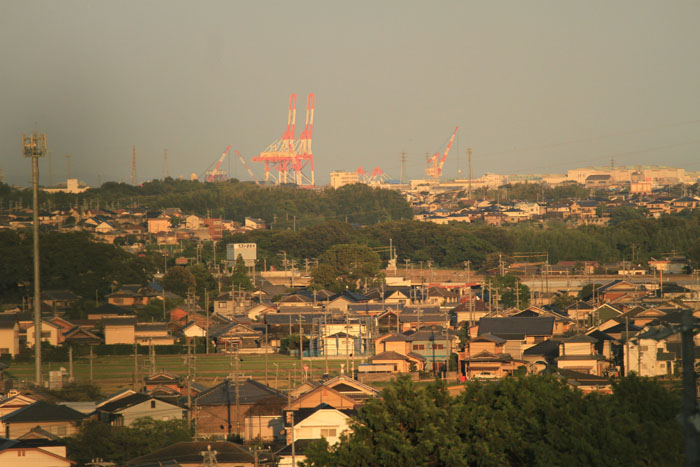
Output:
[467,147,473,199]
[205,289,210,354]
[133,342,138,389]
[235,346,241,436]
[23,129,46,386]
[186,344,193,423]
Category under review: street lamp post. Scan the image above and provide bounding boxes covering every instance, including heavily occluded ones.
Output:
[23,130,47,386]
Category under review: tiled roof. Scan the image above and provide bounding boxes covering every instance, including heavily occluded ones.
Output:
[0,401,85,423]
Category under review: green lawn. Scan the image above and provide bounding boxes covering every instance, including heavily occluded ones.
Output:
[6,353,367,395]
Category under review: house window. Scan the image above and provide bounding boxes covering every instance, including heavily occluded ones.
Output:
[41,331,51,338]
[218,302,227,308]
[151,401,156,409]
[413,344,425,351]
[320,428,336,438]
[432,344,444,350]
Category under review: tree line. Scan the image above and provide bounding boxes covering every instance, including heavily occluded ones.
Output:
[303,374,682,466]
[228,211,700,272]
[0,179,413,227]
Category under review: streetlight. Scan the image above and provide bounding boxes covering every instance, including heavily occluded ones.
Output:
[23,129,46,386]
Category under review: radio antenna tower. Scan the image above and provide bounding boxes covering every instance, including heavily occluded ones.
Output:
[131,145,138,185]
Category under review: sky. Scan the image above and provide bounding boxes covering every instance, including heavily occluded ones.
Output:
[1,1,699,187]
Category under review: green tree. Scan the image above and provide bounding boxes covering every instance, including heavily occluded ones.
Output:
[232,254,253,290]
[492,274,530,309]
[303,375,682,467]
[162,266,195,298]
[311,244,382,293]
[66,418,192,465]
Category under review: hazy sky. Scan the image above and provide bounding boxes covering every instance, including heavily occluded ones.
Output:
[2,1,699,186]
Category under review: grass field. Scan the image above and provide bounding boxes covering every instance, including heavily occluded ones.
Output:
[6,353,367,395]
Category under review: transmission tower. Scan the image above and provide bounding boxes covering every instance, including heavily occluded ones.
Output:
[400,152,407,184]
[131,145,138,185]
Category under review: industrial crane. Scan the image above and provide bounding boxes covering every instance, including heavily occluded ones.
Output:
[425,126,459,179]
[205,145,232,182]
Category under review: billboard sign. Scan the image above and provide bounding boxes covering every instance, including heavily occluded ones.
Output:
[227,243,257,267]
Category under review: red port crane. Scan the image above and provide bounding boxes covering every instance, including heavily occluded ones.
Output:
[425,126,458,179]
[206,145,232,182]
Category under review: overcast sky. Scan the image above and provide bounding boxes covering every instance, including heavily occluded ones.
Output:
[1,1,699,187]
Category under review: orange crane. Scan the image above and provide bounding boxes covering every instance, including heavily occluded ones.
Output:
[425,126,458,179]
[205,145,231,182]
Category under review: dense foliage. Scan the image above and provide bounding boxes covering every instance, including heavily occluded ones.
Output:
[0,180,413,227]
[303,375,682,466]
[66,418,192,465]
[229,211,700,272]
[311,244,383,292]
[0,230,156,303]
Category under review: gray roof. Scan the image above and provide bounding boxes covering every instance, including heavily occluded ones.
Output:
[127,441,263,466]
[0,401,85,423]
[194,378,285,406]
[478,317,554,338]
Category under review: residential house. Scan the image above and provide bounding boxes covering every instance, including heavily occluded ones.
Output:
[401,327,456,372]
[458,333,523,379]
[135,323,175,346]
[285,385,357,412]
[556,335,610,376]
[477,317,555,358]
[364,351,425,373]
[285,403,353,446]
[87,303,134,321]
[40,290,81,313]
[104,317,137,345]
[624,331,675,377]
[1,401,85,438]
[96,393,184,426]
[209,322,263,351]
[0,394,38,434]
[0,315,20,357]
[147,217,171,234]
[0,439,74,467]
[194,379,286,441]
[25,320,61,348]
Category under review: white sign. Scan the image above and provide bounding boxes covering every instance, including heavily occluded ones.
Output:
[227,243,257,267]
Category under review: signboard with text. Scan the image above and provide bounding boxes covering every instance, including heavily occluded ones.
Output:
[227,243,257,267]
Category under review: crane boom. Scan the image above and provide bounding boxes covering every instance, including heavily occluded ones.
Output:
[207,145,231,182]
[437,126,459,175]
[234,150,261,185]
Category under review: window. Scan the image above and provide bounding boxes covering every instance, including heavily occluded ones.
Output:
[218,302,227,308]
[41,331,51,338]
[413,344,425,351]
[151,401,156,408]
[320,428,336,438]
[432,344,444,350]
